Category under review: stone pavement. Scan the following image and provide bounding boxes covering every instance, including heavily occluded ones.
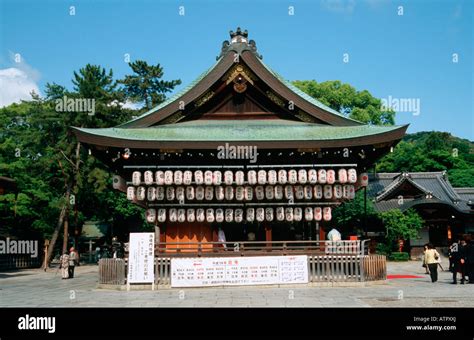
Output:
[0,258,473,307]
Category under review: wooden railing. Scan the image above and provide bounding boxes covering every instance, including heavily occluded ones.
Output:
[156,240,368,257]
[0,254,42,271]
[100,241,386,286]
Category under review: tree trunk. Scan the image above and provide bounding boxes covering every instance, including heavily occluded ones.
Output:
[62,210,70,254]
[42,186,70,269]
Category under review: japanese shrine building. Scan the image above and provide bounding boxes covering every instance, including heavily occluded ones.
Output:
[73,28,408,251]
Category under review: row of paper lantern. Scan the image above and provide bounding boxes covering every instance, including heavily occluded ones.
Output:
[145,207,332,223]
[131,169,357,186]
[128,184,356,201]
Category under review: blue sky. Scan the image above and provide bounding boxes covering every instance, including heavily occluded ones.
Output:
[0,0,472,140]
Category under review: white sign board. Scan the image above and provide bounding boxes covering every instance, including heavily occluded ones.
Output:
[171,255,308,288]
[127,233,154,283]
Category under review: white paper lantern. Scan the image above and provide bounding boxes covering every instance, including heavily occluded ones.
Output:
[294,207,302,221]
[257,170,267,185]
[265,208,274,222]
[295,185,304,200]
[235,209,243,223]
[276,207,285,221]
[349,185,356,199]
[285,207,294,222]
[298,169,307,184]
[235,171,245,185]
[195,186,205,200]
[235,186,244,201]
[359,172,369,187]
[206,209,215,223]
[177,209,186,222]
[183,170,193,185]
[244,186,253,201]
[187,209,195,222]
[224,170,233,185]
[318,169,327,184]
[156,187,165,200]
[284,185,294,200]
[268,170,277,185]
[323,207,332,221]
[144,171,154,185]
[205,186,214,201]
[278,170,287,184]
[155,171,165,185]
[327,170,336,184]
[225,209,233,222]
[174,171,183,185]
[147,187,156,201]
[304,207,313,221]
[132,171,141,186]
[215,186,224,201]
[338,169,348,184]
[215,209,224,223]
[314,207,322,221]
[164,170,173,185]
[324,185,333,199]
[157,208,166,222]
[137,187,146,201]
[225,186,234,200]
[166,187,175,201]
[127,186,136,201]
[274,185,284,200]
[288,170,298,184]
[265,186,274,200]
[255,186,265,200]
[343,185,351,199]
[213,171,222,185]
[308,169,318,184]
[348,168,357,183]
[196,208,205,222]
[246,208,255,222]
[204,170,213,185]
[247,170,257,185]
[304,185,313,200]
[334,184,343,199]
[314,185,323,199]
[186,186,195,200]
[169,208,177,222]
[194,170,204,185]
[176,186,185,202]
[256,208,265,222]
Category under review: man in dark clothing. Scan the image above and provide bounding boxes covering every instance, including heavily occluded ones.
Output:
[452,240,466,284]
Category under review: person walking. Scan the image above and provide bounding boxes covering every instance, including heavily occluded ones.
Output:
[59,252,70,279]
[422,244,430,274]
[450,240,465,284]
[68,247,78,278]
[424,243,441,283]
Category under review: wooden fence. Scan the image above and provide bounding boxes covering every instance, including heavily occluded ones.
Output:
[98,258,126,285]
[0,255,42,271]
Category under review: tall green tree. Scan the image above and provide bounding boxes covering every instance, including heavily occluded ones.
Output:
[118,60,181,109]
[292,80,395,125]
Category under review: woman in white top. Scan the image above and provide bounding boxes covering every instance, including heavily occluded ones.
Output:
[424,243,441,283]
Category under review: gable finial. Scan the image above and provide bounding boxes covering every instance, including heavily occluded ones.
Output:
[218,28,262,60]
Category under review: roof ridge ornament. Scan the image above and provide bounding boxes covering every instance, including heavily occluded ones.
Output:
[218,27,262,60]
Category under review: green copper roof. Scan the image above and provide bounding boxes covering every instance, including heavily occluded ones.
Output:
[75,119,405,142]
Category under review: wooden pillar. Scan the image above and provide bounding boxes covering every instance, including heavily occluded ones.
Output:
[265,225,272,251]
[154,225,160,253]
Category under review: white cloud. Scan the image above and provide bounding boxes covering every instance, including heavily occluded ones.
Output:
[320,0,356,13]
[0,58,41,107]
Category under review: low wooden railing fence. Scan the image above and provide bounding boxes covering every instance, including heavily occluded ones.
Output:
[98,240,385,286]
[0,254,42,271]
